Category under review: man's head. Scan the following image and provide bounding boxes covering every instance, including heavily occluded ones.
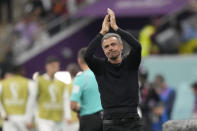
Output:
[102,33,123,62]
[5,65,25,78]
[66,63,80,79]
[45,56,60,76]
[77,47,88,70]
[154,75,166,89]
[192,82,197,95]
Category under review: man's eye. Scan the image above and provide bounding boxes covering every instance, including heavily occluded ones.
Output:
[111,43,116,46]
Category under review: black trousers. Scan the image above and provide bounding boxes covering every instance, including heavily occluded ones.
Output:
[103,113,144,131]
[79,111,103,131]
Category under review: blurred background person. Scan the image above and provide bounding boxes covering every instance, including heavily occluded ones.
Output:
[179,14,197,54]
[13,12,40,56]
[30,0,46,18]
[152,74,176,131]
[191,82,197,118]
[189,0,197,12]
[65,63,80,131]
[0,66,37,131]
[52,0,68,17]
[71,48,103,131]
[36,56,71,131]
[139,69,161,131]
[139,17,161,58]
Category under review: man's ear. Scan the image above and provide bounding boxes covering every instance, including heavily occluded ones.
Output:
[77,58,81,65]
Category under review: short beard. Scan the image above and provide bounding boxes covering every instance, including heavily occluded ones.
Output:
[110,56,118,60]
[109,53,120,60]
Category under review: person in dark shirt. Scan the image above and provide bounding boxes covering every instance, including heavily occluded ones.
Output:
[85,8,143,131]
[152,75,175,131]
[139,70,161,131]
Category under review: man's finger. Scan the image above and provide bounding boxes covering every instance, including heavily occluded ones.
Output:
[104,14,109,23]
[107,9,115,21]
[105,14,109,20]
[104,15,107,21]
[107,8,115,16]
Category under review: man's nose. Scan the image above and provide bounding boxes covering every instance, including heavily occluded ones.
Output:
[109,45,113,51]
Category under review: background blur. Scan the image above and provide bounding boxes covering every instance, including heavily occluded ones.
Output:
[0,0,197,122]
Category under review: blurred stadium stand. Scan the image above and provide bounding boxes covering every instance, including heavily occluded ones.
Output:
[0,0,98,77]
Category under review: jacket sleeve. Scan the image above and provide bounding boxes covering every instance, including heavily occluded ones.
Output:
[85,33,105,75]
[116,28,142,69]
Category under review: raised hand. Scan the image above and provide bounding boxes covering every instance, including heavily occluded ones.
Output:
[100,14,110,35]
[107,8,118,31]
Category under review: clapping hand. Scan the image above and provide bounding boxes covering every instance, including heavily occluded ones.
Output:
[100,14,110,35]
[107,8,118,31]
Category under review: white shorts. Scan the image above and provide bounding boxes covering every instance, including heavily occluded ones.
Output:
[3,116,28,131]
[37,118,63,131]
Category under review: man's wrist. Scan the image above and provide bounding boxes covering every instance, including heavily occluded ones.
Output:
[100,30,107,35]
[112,25,118,31]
